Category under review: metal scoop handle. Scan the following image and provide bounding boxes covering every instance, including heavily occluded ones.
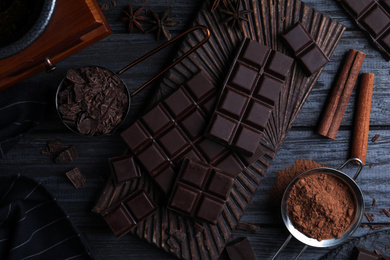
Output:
[117,25,211,97]
[337,157,363,181]
[271,234,308,260]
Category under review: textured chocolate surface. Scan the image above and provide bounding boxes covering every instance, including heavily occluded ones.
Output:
[205,38,293,156]
[225,237,257,260]
[103,189,156,238]
[109,154,141,184]
[282,22,330,75]
[167,157,235,224]
[336,0,390,60]
[121,71,265,195]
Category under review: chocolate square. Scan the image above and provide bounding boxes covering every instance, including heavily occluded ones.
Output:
[244,101,272,130]
[299,45,330,75]
[233,127,262,156]
[121,121,151,153]
[340,0,375,17]
[266,51,294,79]
[141,104,172,136]
[109,154,141,184]
[208,114,238,143]
[229,63,258,93]
[164,88,194,119]
[169,183,201,215]
[255,75,284,106]
[185,71,215,101]
[220,88,249,119]
[240,39,270,67]
[137,143,168,175]
[158,127,189,158]
[281,22,312,53]
[195,195,225,223]
[361,4,390,37]
[125,191,157,222]
[179,109,207,140]
[205,169,235,199]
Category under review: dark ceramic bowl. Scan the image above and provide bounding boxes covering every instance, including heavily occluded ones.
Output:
[0,0,56,59]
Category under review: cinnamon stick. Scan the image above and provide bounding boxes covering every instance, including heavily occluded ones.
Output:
[317,49,366,139]
[351,73,374,165]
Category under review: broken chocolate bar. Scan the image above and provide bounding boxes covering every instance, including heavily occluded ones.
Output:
[282,22,329,75]
[109,154,141,185]
[65,168,86,188]
[225,237,257,260]
[205,38,293,156]
[167,157,235,224]
[103,189,157,238]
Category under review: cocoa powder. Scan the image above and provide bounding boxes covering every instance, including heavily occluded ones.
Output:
[287,173,356,241]
[271,159,323,205]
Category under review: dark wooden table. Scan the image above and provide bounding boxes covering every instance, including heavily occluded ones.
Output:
[1,0,389,259]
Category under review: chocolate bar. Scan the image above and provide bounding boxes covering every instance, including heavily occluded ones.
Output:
[103,189,157,238]
[351,246,382,260]
[282,22,330,75]
[205,38,293,156]
[121,71,265,195]
[167,157,235,224]
[335,0,390,60]
[108,154,141,185]
[225,237,257,260]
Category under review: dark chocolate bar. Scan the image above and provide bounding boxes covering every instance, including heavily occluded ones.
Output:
[351,246,381,260]
[103,189,157,238]
[121,71,265,196]
[109,154,141,184]
[225,237,257,260]
[335,0,390,60]
[282,22,330,75]
[167,157,235,224]
[205,38,293,156]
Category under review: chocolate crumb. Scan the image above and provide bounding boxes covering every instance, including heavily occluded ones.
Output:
[371,134,380,143]
[375,249,380,255]
[361,224,368,228]
[383,209,390,218]
[169,229,186,243]
[370,163,375,168]
[236,222,260,233]
[167,237,180,253]
[111,0,116,6]
[372,199,377,209]
[65,168,86,188]
[364,212,375,222]
[368,224,387,230]
[55,146,78,163]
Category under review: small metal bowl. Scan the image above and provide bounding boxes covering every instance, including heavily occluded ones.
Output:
[55,66,131,137]
[272,158,364,259]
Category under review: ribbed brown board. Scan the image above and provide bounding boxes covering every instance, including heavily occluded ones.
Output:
[93,0,345,259]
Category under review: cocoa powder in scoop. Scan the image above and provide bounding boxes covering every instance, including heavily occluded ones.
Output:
[287,173,356,241]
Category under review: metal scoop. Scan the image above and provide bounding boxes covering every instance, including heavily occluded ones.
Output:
[272,158,364,260]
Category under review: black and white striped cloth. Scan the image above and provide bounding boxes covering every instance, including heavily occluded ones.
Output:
[0,82,49,158]
[0,175,94,259]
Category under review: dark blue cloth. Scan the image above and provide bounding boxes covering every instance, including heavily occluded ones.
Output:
[0,175,94,259]
[0,82,49,158]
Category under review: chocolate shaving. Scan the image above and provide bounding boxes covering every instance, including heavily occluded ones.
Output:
[364,212,375,222]
[368,224,388,230]
[371,134,380,143]
[370,163,375,168]
[372,198,377,209]
[361,224,368,228]
[236,222,261,233]
[55,146,78,163]
[65,168,86,188]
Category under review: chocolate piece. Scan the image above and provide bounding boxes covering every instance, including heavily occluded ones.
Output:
[225,237,257,260]
[205,38,293,156]
[65,168,87,188]
[167,157,235,224]
[282,22,330,75]
[103,189,157,238]
[121,71,265,195]
[57,66,129,136]
[335,0,390,60]
[109,154,141,184]
[54,145,78,163]
[365,211,375,222]
[351,246,381,260]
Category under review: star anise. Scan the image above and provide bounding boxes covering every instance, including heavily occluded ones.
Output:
[119,4,146,33]
[144,6,181,41]
[211,0,228,12]
[219,0,253,32]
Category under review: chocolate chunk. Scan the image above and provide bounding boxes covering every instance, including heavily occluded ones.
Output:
[382,208,390,218]
[57,66,129,136]
[205,38,293,156]
[109,154,141,185]
[351,246,381,260]
[372,134,380,143]
[282,22,329,75]
[103,189,157,238]
[372,198,377,209]
[335,0,390,60]
[54,145,78,163]
[225,237,257,260]
[364,211,375,222]
[167,157,235,224]
[65,168,86,188]
[121,71,262,196]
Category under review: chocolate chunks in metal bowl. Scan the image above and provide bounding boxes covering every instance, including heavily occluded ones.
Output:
[120,71,265,196]
[167,157,235,225]
[102,189,157,238]
[205,38,293,156]
[282,22,330,75]
[335,0,390,60]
